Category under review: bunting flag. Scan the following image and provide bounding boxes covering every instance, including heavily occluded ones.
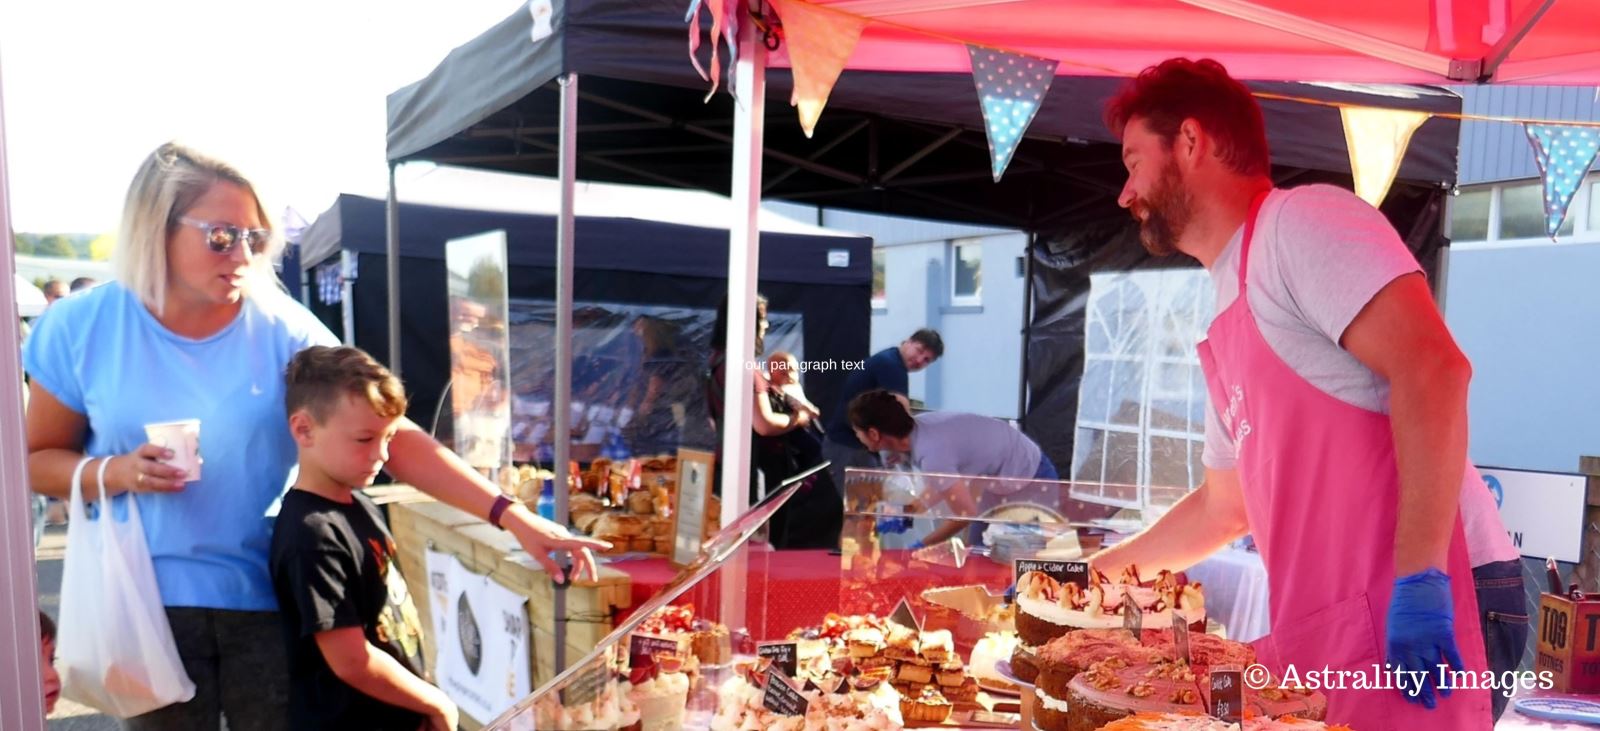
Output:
[1338,106,1430,207]
[967,45,1058,182]
[772,0,866,138]
[1524,123,1600,238]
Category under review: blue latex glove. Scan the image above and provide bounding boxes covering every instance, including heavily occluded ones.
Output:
[1386,568,1463,709]
[875,516,912,535]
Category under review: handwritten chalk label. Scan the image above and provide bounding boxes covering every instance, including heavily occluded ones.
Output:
[1210,667,1243,723]
[629,633,680,670]
[758,642,798,677]
[1014,559,1089,589]
[559,661,610,705]
[762,670,809,716]
[888,597,922,632]
[1173,607,1192,664]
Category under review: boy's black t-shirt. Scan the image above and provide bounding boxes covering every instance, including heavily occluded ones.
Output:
[271,489,428,731]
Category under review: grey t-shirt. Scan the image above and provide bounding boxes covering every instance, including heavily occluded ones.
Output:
[909,411,1042,478]
[1202,185,1518,566]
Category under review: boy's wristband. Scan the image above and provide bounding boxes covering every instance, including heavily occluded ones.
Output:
[488,494,519,529]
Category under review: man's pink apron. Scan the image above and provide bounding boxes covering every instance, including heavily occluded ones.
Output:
[1195,192,1490,730]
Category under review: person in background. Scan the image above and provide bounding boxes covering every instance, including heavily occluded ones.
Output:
[40,611,60,717]
[821,330,943,496]
[41,279,67,305]
[272,346,452,731]
[23,142,604,731]
[761,350,840,549]
[1087,58,1513,728]
[70,276,98,292]
[847,389,1054,547]
[707,294,826,544]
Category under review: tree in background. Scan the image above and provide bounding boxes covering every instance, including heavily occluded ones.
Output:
[89,233,115,261]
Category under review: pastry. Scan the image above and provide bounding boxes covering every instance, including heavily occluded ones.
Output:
[918,629,953,664]
[899,686,952,724]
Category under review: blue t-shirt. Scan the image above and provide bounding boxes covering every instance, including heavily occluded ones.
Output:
[824,346,909,447]
[24,283,337,611]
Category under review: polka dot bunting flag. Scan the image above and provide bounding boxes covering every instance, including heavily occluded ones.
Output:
[967,44,1059,182]
[1524,123,1600,238]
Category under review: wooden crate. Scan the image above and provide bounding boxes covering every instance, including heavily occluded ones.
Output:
[388,492,633,728]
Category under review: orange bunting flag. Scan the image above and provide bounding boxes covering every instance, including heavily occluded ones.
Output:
[771,0,866,138]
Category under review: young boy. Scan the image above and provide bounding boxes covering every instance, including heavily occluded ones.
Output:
[271,345,457,731]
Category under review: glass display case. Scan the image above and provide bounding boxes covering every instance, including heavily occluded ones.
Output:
[477,466,1151,731]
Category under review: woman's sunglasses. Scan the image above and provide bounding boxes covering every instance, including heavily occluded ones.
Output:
[178,217,271,255]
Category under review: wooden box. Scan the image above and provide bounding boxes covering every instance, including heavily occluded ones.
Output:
[1536,591,1600,693]
[387,493,633,727]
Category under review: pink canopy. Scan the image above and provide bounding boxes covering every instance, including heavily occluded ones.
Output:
[768,0,1600,84]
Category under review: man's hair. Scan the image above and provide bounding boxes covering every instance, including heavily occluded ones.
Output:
[41,280,65,296]
[39,611,55,643]
[907,329,944,358]
[848,389,915,438]
[284,345,408,423]
[1104,58,1270,177]
[69,277,96,292]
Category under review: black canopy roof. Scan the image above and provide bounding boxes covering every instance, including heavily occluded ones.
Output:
[387,0,1463,231]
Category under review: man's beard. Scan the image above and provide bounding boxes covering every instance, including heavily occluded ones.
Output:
[1133,161,1193,256]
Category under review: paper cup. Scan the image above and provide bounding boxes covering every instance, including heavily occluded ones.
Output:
[144,419,201,482]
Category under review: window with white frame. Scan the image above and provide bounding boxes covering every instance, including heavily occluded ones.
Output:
[1449,176,1596,245]
[871,249,887,309]
[950,239,982,305]
[1500,181,1575,239]
[1070,269,1213,520]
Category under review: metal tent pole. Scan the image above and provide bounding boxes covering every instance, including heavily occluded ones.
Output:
[553,72,579,675]
[385,163,402,376]
[0,51,47,731]
[718,4,766,631]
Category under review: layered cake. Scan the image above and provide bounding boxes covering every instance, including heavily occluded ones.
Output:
[1013,566,1204,683]
[1016,566,1205,645]
[1095,713,1351,730]
[1034,631,1327,731]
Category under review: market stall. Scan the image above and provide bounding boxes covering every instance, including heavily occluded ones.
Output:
[297,168,871,449]
[382,0,1469,534]
[365,1,1600,730]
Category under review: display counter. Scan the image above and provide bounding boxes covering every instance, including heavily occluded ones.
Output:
[472,468,1277,731]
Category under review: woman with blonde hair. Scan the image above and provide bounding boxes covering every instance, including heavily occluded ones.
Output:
[24,142,606,730]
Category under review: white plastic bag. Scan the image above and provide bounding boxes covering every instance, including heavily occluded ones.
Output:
[58,456,196,717]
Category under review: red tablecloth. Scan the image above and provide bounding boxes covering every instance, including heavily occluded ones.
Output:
[611,548,1018,642]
